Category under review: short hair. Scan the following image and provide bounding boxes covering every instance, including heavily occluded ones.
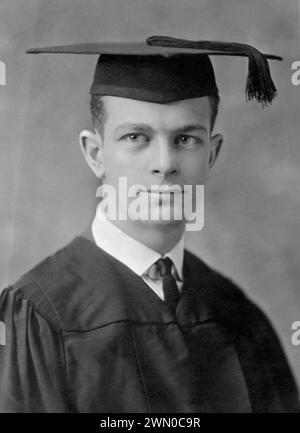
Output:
[90,94,220,136]
[90,95,107,137]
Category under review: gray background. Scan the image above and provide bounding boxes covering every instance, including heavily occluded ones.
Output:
[1,0,300,386]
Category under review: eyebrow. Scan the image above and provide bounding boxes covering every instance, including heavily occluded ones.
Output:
[114,123,208,134]
[175,124,208,134]
[115,123,153,134]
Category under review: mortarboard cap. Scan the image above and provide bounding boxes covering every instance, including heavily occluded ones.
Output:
[27,35,282,106]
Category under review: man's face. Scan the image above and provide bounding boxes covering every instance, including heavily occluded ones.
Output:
[88,95,222,227]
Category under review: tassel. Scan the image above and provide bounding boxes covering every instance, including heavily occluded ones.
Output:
[147,36,282,106]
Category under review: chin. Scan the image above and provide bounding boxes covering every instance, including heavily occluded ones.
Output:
[136,218,184,229]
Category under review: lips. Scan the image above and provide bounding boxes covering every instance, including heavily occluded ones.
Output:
[143,185,184,194]
[129,184,184,198]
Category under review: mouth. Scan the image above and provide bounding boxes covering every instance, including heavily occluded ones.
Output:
[139,186,184,195]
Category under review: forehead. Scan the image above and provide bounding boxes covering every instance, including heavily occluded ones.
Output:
[103,96,211,129]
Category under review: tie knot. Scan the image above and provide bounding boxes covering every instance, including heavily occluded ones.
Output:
[157,257,173,277]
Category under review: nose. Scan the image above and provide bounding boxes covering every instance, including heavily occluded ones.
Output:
[149,138,178,178]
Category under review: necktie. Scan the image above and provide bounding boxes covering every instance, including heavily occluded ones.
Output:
[156,257,180,315]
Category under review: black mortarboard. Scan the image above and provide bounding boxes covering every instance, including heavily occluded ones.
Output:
[27,35,282,106]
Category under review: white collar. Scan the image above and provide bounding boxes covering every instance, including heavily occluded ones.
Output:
[91,203,184,279]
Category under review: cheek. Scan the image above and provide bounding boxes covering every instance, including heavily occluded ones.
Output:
[102,145,124,171]
[102,145,140,182]
[180,151,210,183]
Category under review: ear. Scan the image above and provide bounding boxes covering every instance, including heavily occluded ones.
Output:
[208,133,223,169]
[79,129,104,179]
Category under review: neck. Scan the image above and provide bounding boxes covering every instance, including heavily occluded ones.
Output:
[109,219,185,255]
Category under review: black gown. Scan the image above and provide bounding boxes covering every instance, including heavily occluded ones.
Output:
[0,229,299,412]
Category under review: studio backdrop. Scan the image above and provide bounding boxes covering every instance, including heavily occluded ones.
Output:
[0,0,300,386]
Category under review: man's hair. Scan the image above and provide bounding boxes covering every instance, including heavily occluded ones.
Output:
[90,95,107,137]
[90,94,220,136]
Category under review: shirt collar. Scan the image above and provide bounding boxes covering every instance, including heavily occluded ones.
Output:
[91,203,184,279]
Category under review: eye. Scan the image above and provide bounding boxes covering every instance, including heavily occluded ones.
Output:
[176,135,201,147]
[122,133,150,146]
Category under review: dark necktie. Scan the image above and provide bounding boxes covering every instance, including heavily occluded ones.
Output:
[157,257,180,315]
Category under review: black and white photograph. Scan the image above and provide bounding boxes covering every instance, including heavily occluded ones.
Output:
[0,0,300,416]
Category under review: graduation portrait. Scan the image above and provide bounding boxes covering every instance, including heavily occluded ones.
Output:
[0,0,300,414]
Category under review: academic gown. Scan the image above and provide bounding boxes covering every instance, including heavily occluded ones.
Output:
[0,230,299,413]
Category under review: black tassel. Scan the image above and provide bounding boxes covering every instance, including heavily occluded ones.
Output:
[245,49,277,106]
[147,36,281,106]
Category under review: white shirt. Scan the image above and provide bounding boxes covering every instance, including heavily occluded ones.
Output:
[91,204,184,301]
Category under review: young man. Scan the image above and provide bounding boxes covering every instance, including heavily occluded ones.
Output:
[0,36,299,412]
